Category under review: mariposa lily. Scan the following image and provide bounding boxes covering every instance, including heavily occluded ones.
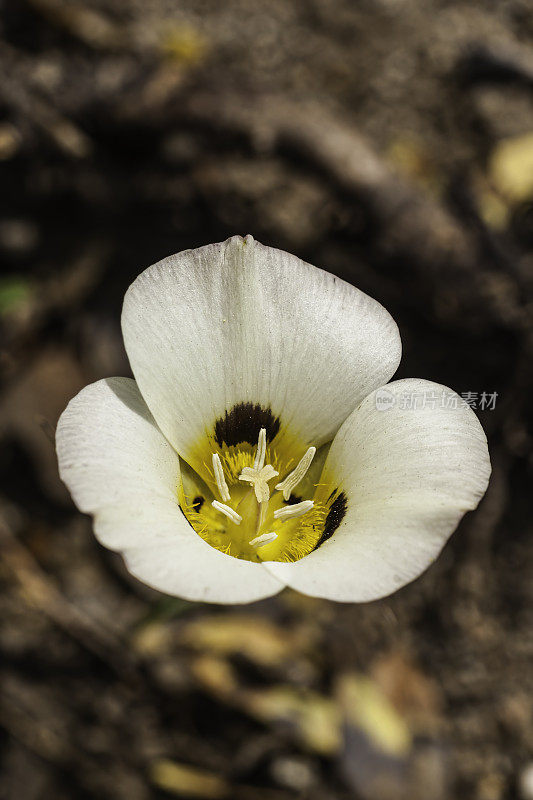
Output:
[56,236,491,603]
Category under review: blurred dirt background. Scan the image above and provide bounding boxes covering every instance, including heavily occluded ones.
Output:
[1,1,533,799]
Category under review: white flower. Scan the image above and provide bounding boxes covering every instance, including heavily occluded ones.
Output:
[56,235,491,604]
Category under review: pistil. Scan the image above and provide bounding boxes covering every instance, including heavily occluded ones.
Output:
[239,464,279,502]
[199,428,324,562]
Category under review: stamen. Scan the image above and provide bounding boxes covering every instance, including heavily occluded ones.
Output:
[249,532,278,548]
[211,500,242,525]
[276,446,316,501]
[254,427,267,471]
[274,500,314,521]
[212,453,230,502]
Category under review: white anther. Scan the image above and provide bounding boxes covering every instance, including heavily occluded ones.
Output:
[211,501,242,525]
[276,447,316,501]
[239,464,279,503]
[274,500,314,521]
[254,427,267,471]
[249,532,278,548]
[212,453,230,502]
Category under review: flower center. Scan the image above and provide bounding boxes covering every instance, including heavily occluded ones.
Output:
[180,428,328,562]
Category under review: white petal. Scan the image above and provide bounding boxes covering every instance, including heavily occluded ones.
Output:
[265,379,491,602]
[56,377,283,604]
[122,236,401,474]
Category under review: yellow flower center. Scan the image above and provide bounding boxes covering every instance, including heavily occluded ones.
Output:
[180,428,330,562]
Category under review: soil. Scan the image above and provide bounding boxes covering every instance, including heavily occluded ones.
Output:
[0,1,532,799]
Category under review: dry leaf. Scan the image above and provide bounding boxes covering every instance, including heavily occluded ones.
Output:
[180,614,311,667]
[371,651,443,735]
[151,760,229,798]
[243,686,341,755]
[336,673,412,758]
[490,132,533,204]
[190,655,239,699]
